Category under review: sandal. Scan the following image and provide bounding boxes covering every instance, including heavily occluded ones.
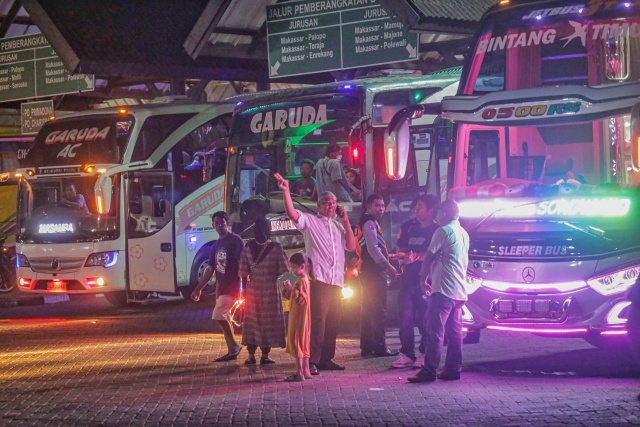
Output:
[215,347,242,362]
[284,374,304,382]
[260,357,276,365]
[244,356,257,365]
[304,375,312,379]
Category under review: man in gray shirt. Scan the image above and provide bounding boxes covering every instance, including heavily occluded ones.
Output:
[312,142,351,202]
[409,200,469,383]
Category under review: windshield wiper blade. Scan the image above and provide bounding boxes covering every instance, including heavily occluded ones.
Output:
[467,200,540,235]
[549,220,611,241]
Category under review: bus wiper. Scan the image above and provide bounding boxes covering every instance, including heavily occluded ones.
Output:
[467,200,540,236]
[549,220,611,241]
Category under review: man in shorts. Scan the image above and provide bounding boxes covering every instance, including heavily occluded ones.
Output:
[192,211,245,361]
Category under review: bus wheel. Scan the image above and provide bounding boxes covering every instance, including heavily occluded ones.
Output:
[182,250,214,300]
[104,291,129,307]
[0,267,15,293]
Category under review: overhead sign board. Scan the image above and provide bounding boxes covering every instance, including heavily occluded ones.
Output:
[266,0,419,78]
[0,34,94,102]
[21,100,53,135]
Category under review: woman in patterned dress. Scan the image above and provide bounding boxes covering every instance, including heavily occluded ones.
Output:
[239,217,289,365]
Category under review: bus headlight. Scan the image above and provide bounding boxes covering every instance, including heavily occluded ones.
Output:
[85,251,118,268]
[16,254,30,268]
[465,273,483,294]
[587,265,640,296]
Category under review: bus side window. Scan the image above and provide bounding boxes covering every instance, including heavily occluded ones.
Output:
[175,116,230,199]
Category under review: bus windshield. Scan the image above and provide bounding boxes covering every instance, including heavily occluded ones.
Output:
[230,95,361,201]
[466,2,640,94]
[18,176,119,243]
[21,116,132,169]
[461,114,636,190]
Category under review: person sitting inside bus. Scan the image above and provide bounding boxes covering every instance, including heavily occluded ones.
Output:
[291,158,316,200]
[312,143,352,202]
[60,183,90,214]
[345,168,362,202]
[185,152,205,171]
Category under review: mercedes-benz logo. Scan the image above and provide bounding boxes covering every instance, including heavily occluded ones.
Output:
[51,258,60,271]
[522,266,535,283]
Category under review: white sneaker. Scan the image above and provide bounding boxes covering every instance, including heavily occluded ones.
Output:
[391,355,414,368]
[413,354,425,368]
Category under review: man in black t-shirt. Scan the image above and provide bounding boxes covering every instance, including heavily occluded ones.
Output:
[391,195,440,369]
[192,211,244,362]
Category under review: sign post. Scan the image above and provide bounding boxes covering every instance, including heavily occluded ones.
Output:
[21,100,53,135]
[0,34,94,102]
[266,0,419,78]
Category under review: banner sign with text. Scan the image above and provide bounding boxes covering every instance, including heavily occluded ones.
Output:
[266,0,419,78]
[21,100,53,135]
[0,34,94,102]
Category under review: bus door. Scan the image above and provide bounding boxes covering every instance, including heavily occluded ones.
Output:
[126,171,176,293]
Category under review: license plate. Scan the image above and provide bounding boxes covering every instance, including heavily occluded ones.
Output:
[47,281,66,292]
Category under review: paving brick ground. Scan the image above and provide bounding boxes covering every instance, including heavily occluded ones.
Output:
[0,296,638,426]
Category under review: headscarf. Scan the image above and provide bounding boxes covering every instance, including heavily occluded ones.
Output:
[249,217,273,260]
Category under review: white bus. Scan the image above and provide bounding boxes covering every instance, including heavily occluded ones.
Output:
[387,0,640,347]
[15,98,234,305]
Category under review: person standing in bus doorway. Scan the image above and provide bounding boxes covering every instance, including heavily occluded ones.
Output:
[391,195,440,369]
[291,158,316,200]
[356,194,399,358]
[312,143,352,202]
[273,172,356,375]
[60,183,90,214]
[408,200,469,383]
[191,211,245,362]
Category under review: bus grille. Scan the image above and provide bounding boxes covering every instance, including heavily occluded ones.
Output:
[29,257,85,273]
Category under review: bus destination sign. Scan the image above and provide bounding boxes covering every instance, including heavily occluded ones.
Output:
[0,34,94,102]
[266,0,419,78]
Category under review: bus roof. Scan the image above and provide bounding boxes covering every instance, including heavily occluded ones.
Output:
[236,68,462,110]
[50,97,236,122]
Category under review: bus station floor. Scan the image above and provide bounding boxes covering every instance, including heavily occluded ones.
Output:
[0,296,638,426]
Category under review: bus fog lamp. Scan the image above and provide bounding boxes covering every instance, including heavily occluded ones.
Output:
[342,286,354,299]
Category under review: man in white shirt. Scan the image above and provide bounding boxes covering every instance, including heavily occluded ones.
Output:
[408,200,469,383]
[274,172,356,374]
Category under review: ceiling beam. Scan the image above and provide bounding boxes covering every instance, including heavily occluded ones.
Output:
[0,0,21,38]
[197,42,267,60]
[183,0,232,60]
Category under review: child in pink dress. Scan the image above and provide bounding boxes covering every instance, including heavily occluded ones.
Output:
[282,252,313,382]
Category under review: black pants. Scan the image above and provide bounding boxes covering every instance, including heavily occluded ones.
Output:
[398,266,428,359]
[310,280,343,365]
[246,345,270,356]
[359,268,388,353]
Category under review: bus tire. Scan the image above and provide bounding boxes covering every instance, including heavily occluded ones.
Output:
[104,291,129,307]
[0,266,15,293]
[182,249,213,300]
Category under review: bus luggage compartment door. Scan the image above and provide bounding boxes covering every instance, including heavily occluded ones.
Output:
[126,171,176,293]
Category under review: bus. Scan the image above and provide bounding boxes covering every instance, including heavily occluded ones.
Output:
[15,98,234,305]
[386,0,640,347]
[225,69,461,299]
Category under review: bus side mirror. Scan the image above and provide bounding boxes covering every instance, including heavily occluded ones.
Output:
[384,116,410,180]
[632,103,640,171]
[385,103,442,180]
